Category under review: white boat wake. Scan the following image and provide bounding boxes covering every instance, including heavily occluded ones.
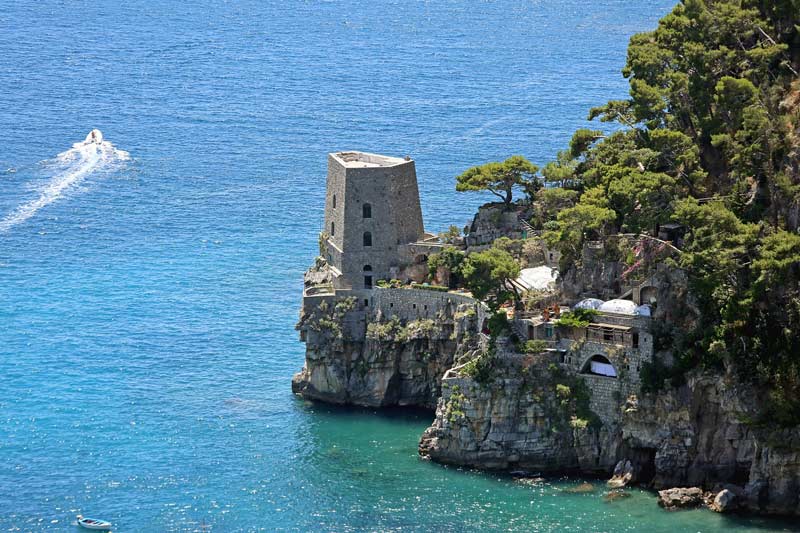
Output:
[0,129,130,233]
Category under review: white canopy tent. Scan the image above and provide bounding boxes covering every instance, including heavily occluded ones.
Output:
[598,299,637,315]
[515,266,558,292]
[574,298,604,310]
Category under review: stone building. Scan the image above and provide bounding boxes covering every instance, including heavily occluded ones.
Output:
[321,151,441,290]
[514,301,654,424]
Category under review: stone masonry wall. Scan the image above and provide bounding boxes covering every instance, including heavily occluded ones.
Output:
[323,153,425,290]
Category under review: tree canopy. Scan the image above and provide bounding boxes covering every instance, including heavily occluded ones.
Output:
[460,246,520,310]
[455,155,539,207]
[538,0,800,423]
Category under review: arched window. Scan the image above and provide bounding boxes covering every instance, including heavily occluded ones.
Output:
[332,194,336,209]
[330,221,335,236]
[363,203,372,218]
[363,265,372,271]
[363,231,372,247]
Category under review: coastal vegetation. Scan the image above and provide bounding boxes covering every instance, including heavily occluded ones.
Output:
[452,0,800,426]
[555,308,599,329]
[455,155,539,207]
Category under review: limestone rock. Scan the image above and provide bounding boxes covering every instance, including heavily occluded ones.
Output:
[710,489,738,513]
[607,459,635,488]
[657,487,705,510]
[295,292,484,409]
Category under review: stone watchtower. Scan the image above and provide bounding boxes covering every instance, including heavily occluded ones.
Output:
[322,151,425,290]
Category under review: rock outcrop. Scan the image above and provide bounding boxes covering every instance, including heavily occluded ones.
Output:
[710,489,738,513]
[295,217,800,518]
[419,356,800,517]
[293,290,485,409]
[419,348,621,475]
[621,372,800,516]
[658,487,705,509]
[607,459,635,488]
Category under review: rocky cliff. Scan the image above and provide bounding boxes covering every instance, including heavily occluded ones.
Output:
[293,290,485,409]
[419,349,800,517]
[419,348,621,474]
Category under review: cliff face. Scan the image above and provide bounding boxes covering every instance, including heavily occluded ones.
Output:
[419,351,620,474]
[622,373,800,516]
[293,289,484,409]
[419,357,800,516]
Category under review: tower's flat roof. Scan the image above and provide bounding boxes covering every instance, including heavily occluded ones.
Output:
[331,151,410,168]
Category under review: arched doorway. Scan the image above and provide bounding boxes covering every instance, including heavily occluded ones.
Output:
[639,286,658,306]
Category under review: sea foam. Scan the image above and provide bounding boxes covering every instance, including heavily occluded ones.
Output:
[0,132,129,233]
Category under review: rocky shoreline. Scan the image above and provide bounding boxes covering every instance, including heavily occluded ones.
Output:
[293,207,800,518]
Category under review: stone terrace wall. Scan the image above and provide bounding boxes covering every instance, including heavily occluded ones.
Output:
[300,287,485,346]
[370,288,481,322]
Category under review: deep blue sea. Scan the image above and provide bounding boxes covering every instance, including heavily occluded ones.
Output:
[1,1,798,531]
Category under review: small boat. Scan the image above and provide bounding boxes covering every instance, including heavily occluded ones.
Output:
[83,129,103,145]
[76,515,112,530]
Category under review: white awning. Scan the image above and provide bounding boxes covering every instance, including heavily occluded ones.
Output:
[590,361,617,377]
[515,266,558,292]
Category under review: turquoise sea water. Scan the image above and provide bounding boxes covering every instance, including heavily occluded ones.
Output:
[1,1,798,531]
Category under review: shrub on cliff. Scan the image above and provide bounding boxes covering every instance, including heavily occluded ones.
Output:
[555,308,598,329]
[427,246,465,288]
[366,317,402,342]
[517,339,549,354]
[461,350,495,385]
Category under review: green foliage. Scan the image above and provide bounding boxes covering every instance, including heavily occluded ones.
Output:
[445,391,467,423]
[571,378,602,430]
[311,296,357,339]
[531,187,580,228]
[542,150,580,188]
[438,225,462,244]
[517,339,549,354]
[569,129,605,158]
[460,247,520,309]
[544,203,616,269]
[318,231,330,257]
[461,350,495,385]
[367,317,442,344]
[491,236,524,257]
[640,358,671,394]
[555,383,571,400]
[366,317,402,342]
[569,417,589,430]
[376,278,404,289]
[455,155,540,207]
[427,246,465,287]
[534,0,800,425]
[487,310,510,338]
[556,308,599,328]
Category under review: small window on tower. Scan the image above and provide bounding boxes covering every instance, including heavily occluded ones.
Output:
[363,265,372,271]
[333,194,336,209]
[363,203,372,218]
[363,232,372,247]
[331,221,335,236]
